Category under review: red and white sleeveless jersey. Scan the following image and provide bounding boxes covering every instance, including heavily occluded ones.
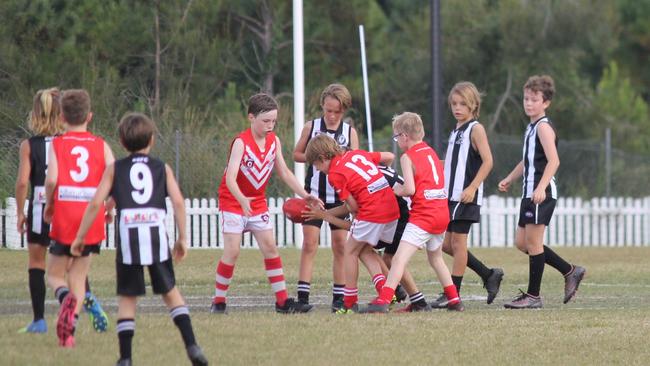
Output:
[218,128,276,215]
[328,150,399,223]
[50,131,106,245]
[405,141,449,234]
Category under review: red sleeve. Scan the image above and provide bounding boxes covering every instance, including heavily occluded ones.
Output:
[370,151,381,164]
[328,172,349,201]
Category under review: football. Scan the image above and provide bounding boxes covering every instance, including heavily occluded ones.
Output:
[282,198,308,223]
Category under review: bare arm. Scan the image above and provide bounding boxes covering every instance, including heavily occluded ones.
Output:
[166,164,188,261]
[15,140,30,233]
[379,152,394,166]
[292,121,313,163]
[461,124,493,203]
[394,154,415,196]
[104,141,115,166]
[275,137,322,207]
[43,143,58,223]
[303,205,351,230]
[224,138,252,216]
[498,161,523,192]
[349,127,360,150]
[532,123,560,203]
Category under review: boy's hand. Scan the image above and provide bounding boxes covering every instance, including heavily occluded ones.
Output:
[302,206,326,221]
[237,197,253,217]
[532,188,546,204]
[460,186,477,203]
[43,203,53,224]
[105,209,114,224]
[70,238,85,257]
[498,178,511,192]
[17,213,26,234]
[304,195,324,210]
[173,239,188,262]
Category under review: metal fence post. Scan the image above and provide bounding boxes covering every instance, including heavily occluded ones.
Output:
[175,129,181,183]
[605,128,611,197]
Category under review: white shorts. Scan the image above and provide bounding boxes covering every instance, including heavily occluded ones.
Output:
[350,219,397,247]
[400,223,444,251]
[220,211,272,234]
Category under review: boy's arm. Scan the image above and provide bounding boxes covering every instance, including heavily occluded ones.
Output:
[225,138,253,216]
[394,154,415,196]
[15,140,30,233]
[349,127,360,150]
[165,164,188,261]
[303,205,351,230]
[498,161,523,192]
[70,164,114,256]
[378,152,394,166]
[275,137,322,207]
[532,123,560,203]
[292,121,313,163]
[104,141,115,165]
[461,124,493,203]
[43,143,58,223]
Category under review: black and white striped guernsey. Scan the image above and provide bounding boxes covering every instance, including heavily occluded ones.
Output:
[27,136,53,236]
[522,116,557,199]
[378,165,410,216]
[443,121,483,205]
[304,117,352,204]
[112,154,169,265]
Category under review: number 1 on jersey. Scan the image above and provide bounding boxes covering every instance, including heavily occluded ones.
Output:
[427,155,440,185]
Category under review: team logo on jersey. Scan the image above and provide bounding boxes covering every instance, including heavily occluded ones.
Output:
[261,214,269,222]
[244,159,254,168]
[337,134,348,146]
[455,134,464,145]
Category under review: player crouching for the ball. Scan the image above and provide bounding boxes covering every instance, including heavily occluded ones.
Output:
[211,93,322,315]
[305,134,398,313]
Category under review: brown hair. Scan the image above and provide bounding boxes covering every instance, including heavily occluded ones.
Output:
[305,134,344,165]
[29,87,63,135]
[392,112,425,141]
[247,93,278,116]
[448,81,482,119]
[320,83,352,111]
[60,89,91,125]
[118,112,156,152]
[524,75,555,101]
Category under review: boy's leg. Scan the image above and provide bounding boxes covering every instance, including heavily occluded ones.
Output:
[211,233,240,313]
[541,245,586,303]
[83,273,109,332]
[465,250,504,304]
[21,244,48,333]
[116,296,137,363]
[340,237,365,312]
[383,251,429,312]
[358,245,386,294]
[297,225,320,305]
[505,225,545,309]
[163,288,208,366]
[330,229,348,309]
[426,245,462,311]
[255,230,294,312]
[449,232,468,293]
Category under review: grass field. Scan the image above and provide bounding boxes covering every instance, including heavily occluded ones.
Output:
[1,247,649,365]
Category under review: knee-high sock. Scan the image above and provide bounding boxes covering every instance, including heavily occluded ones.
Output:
[28,268,46,321]
[264,257,288,306]
[214,261,234,304]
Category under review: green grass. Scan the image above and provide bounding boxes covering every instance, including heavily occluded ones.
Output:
[1,247,650,365]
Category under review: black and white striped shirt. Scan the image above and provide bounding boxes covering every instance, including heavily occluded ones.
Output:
[28,136,52,235]
[379,165,410,215]
[112,154,169,265]
[522,116,558,199]
[443,121,483,205]
[304,117,352,204]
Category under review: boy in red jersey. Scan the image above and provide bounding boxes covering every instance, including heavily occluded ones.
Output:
[211,94,321,314]
[305,134,397,313]
[43,89,115,347]
[365,112,464,313]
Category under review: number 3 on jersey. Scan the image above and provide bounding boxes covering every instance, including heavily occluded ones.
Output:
[345,154,379,181]
[130,163,153,204]
[70,146,89,182]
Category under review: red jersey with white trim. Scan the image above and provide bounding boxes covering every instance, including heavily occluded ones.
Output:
[218,128,276,215]
[50,131,106,245]
[328,150,398,223]
[405,141,449,234]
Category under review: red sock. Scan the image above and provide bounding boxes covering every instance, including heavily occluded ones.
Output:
[377,286,395,304]
[214,261,235,304]
[343,287,358,309]
[264,256,288,306]
[372,274,386,294]
[444,284,460,305]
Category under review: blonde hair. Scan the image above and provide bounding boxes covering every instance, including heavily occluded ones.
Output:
[29,87,63,136]
[320,83,352,111]
[305,134,344,165]
[392,112,425,141]
[524,75,555,101]
[448,81,482,119]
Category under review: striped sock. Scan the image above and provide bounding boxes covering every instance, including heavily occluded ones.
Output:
[170,306,197,348]
[408,291,425,304]
[343,287,358,309]
[214,261,234,304]
[117,318,135,360]
[443,284,460,305]
[55,287,69,305]
[332,284,345,302]
[372,274,386,294]
[264,256,288,306]
[297,281,310,303]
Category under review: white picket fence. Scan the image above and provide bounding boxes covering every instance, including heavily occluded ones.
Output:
[2,196,650,249]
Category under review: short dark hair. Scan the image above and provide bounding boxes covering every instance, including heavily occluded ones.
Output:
[247,93,278,116]
[60,89,91,125]
[118,112,156,152]
[524,75,555,102]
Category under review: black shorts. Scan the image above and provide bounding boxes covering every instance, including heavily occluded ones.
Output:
[303,202,350,231]
[116,260,176,296]
[376,216,408,255]
[49,241,100,257]
[447,220,474,234]
[518,197,557,227]
[26,203,50,246]
[448,201,480,222]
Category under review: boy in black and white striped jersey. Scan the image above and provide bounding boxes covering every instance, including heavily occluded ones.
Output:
[71,113,208,365]
[431,82,504,309]
[499,75,586,309]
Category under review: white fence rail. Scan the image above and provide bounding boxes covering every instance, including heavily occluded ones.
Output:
[2,196,649,249]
